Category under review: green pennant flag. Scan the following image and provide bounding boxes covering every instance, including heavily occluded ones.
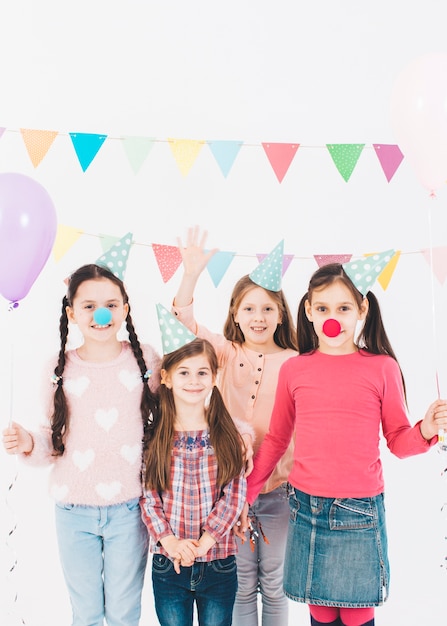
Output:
[326,144,365,182]
[121,136,155,174]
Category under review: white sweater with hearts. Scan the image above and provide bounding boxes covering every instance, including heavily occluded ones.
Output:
[21,342,161,506]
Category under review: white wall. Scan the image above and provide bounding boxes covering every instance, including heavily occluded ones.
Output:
[1,2,447,624]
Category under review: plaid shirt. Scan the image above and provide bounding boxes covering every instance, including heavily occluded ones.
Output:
[141,429,247,562]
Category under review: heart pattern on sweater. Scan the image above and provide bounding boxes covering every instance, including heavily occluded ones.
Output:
[121,443,140,465]
[51,484,69,501]
[95,407,118,432]
[72,449,95,471]
[118,369,141,391]
[96,481,122,501]
[64,376,90,397]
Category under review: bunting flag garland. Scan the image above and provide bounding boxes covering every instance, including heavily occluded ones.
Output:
[377,250,401,290]
[208,140,243,177]
[121,136,155,174]
[326,144,365,182]
[314,253,352,267]
[95,232,133,280]
[20,129,58,167]
[152,243,183,282]
[206,250,236,286]
[168,138,205,176]
[372,144,404,182]
[69,132,108,171]
[52,224,83,262]
[261,142,300,183]
[99,233,121,253]
[422,246,447,285]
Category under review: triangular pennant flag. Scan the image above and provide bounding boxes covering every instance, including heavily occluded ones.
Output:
[377,250,401,290]
[156,303,197,355]
[168,138,204,176]
[206,250,236,287]
[98,234,121,253]
[208,140,242,177]
[121,136,155,174]
[69,132,108,172]
[0,127,5,139]
[372,144,404,182]
[250,240,284,291]
[326,144,365,182]
[314,254,352,268]
[256,252,294,277]
[422,247,447,285]
[95,232,133,280]
[52,224,83,262]
[261,142,300,183]
[152,244,183,283]
[343,249,395,295]
[20,129,58,167]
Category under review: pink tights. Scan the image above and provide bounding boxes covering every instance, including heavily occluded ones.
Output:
[309,604,374,626]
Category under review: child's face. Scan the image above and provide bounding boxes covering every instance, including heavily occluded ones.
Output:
[162,353,215,408]
[233,286,282,351]
[66,278,128,343]
[304,280,368,355]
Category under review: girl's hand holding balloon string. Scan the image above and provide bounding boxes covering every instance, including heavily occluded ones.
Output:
[419,399,447,441]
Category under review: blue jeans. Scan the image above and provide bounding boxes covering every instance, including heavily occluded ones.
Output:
[55,498,149,626]
[285,489,389,607]
[152,554,237,626]
[233,484,290,626]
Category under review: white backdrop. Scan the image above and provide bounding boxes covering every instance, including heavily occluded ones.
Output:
[1,2,447,625]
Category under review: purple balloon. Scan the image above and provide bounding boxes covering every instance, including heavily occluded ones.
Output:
[0,173,57,302]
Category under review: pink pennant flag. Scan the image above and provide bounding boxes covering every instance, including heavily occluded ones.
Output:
[314,254,352,268]
[421,247,447,285]
[372,144,404,182]
[256,252,294,276]
[0,127,6,139]
[152,244,183,283]
[261,143,300,183]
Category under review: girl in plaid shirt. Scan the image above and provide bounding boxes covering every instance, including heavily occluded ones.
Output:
[141,332,247,626]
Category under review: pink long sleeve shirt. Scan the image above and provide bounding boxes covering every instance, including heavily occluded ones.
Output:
[247,350,436,503]
[172,302,298,494]
[21,342,161,506]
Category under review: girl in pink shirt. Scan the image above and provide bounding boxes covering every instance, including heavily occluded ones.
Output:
[173,227,298,626]
[2,264,161,626]
[243,261,447,626]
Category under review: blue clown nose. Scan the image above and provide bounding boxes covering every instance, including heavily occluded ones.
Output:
[93,307,112,325]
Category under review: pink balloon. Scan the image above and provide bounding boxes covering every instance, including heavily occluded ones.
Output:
[390,52,447,193]
[0,173,57,302]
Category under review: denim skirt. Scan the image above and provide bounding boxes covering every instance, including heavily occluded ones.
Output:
[284,488,389,607]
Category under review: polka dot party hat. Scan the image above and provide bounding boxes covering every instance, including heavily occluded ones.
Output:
[156,303,197,355]
[249,240,284,292]
[343,249,395,295]
[96,232,133,281]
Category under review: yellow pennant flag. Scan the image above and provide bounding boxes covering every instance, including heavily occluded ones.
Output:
[20,128,58,167]
[168,138,204,176]
[53,224,83,262]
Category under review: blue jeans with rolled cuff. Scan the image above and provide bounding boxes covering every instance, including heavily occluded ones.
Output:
[152,554,238,626]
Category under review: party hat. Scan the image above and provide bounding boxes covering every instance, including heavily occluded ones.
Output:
[249,240,284,292]
[156,303,197,355]
[343,249,395,295]
[96,232,133,280]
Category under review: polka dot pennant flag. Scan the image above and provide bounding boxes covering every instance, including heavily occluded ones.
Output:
[96,232,133,280]
[156,303,197,355]
[343,249,395,295]
[326,144,365,182]
[249,240,284,292]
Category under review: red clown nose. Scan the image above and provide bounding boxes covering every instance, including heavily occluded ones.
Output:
[322,319,341,337]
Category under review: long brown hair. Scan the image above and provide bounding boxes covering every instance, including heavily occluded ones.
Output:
[143,338,244,491]
[296,262,406,396]
[222,275,297,350]
[51,264,159,455]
